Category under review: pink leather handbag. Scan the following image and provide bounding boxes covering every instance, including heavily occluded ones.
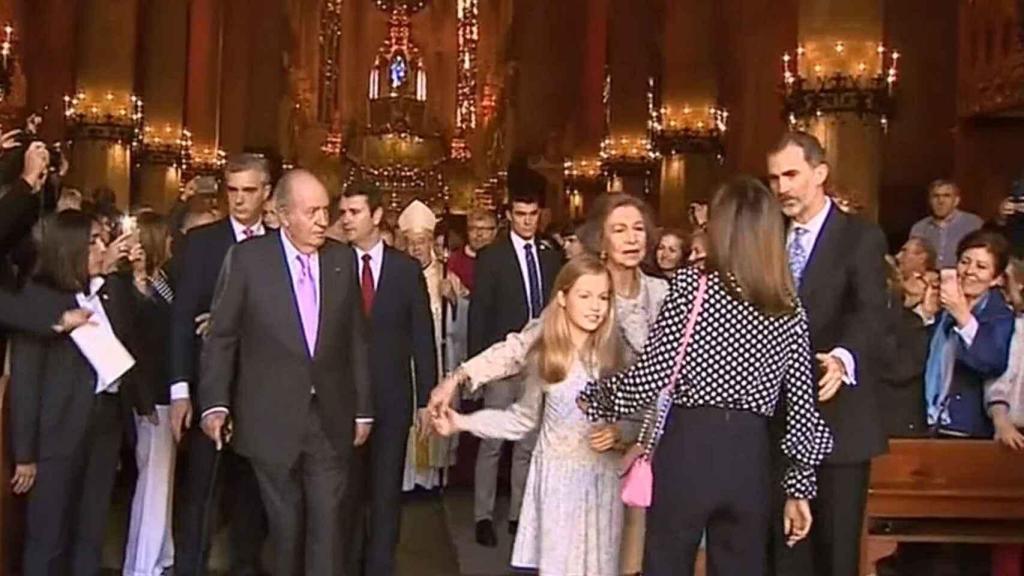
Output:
[621,274,707,508]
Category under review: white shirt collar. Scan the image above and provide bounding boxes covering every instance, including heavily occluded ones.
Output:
[229,217,265,243]
[353,239,384,262]
[279,228,318,264]
[792,197,832,237]
[82,276,106,298]
[509,230,535,253]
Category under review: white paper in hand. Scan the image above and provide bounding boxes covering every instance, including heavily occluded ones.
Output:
[69,322,136,387]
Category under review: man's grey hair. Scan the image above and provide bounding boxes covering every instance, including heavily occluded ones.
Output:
[273,169,319,213]
[224,153,271,185]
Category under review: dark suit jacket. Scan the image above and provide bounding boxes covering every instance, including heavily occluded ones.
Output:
[878,295,930,438]
[363,247,437,426]
[797,205,889,463]
[169,219,235,399]
[10,276,150,463]
[200,233,372,466]
[468,233,562,356]
[0,286,68,335]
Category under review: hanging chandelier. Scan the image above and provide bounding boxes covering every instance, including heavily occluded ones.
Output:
[781,40,900,130]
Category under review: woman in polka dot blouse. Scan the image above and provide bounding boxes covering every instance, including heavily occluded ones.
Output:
[579,177,834,576]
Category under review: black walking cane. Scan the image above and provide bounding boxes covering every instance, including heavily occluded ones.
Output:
[194,419,227,576]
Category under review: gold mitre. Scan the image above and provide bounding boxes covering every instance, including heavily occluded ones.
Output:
[397,200,437,234]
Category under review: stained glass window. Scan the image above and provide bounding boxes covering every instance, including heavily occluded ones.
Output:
[389,53,408,89]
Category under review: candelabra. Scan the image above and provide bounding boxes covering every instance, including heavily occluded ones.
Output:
[138,124,189,166]
[781,40,900,128]
[321,131,344,157]
[649,104,728,158]
[449,135,471,162]
[374,0,426,13]
[0,23,14,102]
[472,170,506,211]
[64,91,144,144]
[179,130,226,176]
[599,135,659,194]
[563,157,602,218]
[563,157,603,191]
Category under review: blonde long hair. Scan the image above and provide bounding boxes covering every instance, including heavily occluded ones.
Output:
[528,254,625,384]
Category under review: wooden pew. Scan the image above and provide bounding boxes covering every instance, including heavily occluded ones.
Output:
[860,438,1024,575]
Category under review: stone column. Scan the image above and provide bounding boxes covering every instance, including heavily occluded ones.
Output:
[656,0,723,227]
[64,0,140,208]
[136,0,188,211]
[185,0,223,164]
[561,0,607,221]
[603,0,657,198]
[796,0,886,219]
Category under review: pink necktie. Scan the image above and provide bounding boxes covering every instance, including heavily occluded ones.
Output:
[295,253,318,356]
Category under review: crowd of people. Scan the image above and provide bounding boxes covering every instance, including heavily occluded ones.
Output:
[0,125,1022,576]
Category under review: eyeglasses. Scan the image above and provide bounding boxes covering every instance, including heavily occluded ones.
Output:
[468,225,496,232]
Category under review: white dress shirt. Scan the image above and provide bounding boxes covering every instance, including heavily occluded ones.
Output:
[353,240,385,290]
[509,231,542,314]
[75,277,120,394]
[229,217,265,243]
[171,218,265,402]
[787,198,857,385]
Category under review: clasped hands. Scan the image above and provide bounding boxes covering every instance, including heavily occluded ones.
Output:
[423,371,619,453]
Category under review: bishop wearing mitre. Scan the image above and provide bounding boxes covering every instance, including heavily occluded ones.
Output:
[397,200,456,490]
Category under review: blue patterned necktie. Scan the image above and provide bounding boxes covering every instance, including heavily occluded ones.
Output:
[788,227,810,286]
[524,243,542,318]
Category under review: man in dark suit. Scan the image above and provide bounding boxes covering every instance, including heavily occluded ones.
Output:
[467,166,562,546]
[767,132,889,576]
[200,169,372,576]
[337,181,437,576]
[168,154,270,576]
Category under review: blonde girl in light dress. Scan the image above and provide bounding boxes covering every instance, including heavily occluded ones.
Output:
[433,255,628,576]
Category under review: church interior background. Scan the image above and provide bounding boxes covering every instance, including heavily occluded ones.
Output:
[0,0,1021,240]
[0,1,1022,574]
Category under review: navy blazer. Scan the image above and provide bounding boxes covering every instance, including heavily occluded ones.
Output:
[468,233,562,356]
[794,205,890,463]
[934,288,1015,438]
[361,246,437,425]
[168,219,235,397]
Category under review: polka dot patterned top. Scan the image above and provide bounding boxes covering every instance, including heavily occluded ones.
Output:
[579,266,834,499]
